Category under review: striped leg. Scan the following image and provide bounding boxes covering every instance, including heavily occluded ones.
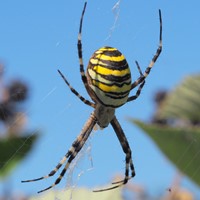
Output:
[77,2,90,92]
[130,9,162,90]
[127,61,145,102]
[58,69,95,107]
[111,116,135,181]
[93,116,135,192]
[127,81,145,102]
[58,3,94,107]
[22,112,97,193]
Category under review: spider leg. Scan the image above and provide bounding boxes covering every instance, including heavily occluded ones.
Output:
[21,151,70,183]
[135,60,143,77]
[58,69,95,107]
[111,116,135,181]
[127,61,145,102]
[130,9,162,90]
[22,112,97,193]
[93,116,135,192]
[77,2,91,93]
[57,3,94,108]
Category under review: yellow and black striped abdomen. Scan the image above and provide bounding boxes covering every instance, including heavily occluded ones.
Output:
[87,46,132,108]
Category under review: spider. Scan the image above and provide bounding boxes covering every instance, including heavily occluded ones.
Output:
[22,2,162,193]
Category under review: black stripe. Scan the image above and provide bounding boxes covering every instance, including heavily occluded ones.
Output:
[89,59,129,70]
[99,73,131,83]
[92,78,131,88]
[105,90,130,96]
[99,48,122,57]
[88,67,131,83]
[92,81,130,96]
[93,93,124,108]
[105,92,129,99]
[90,88,127,107]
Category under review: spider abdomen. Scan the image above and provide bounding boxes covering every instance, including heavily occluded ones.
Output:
[87,46,132,108]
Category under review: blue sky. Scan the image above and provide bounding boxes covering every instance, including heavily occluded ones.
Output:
[0,0,200,198]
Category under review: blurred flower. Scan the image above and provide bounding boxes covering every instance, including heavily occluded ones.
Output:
[0,64,29,137]
[8,80,28,102]
[8,112,27,136]
[0,102,14,122]
[0,64,4,77]
[154,89,167,105]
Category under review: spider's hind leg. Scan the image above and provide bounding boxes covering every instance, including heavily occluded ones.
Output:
[93,116,135,192]
[22,112,97,193]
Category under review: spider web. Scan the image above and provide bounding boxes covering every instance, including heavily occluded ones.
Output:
[65,141,94,200]
[105,0,122,41]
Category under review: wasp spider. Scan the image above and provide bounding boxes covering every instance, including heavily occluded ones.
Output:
[22,2,162,193]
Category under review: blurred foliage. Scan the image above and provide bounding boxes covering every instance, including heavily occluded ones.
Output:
[0,65,29,136]
[29,187,122,200]
[27,177,194,200]
[154,75,200,124]
[133,120,200,187]
[0,134,38,179]
[133,74,200,189]
[0,64,38,199]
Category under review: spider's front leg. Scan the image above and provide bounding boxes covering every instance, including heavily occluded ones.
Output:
[127,61,145,102]
[57,69,95,107]
[129,9,162,92]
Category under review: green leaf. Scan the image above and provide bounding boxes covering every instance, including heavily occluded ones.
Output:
[133,120,200,187]
[0,134,38,179]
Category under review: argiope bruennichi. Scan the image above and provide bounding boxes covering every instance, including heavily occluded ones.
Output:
[22,2,162,193]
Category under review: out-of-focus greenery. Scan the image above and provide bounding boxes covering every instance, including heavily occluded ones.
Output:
[0,134,38,179]
[133,74,200,188]
[155,75,200,123]
[0,64,39,199]
[29,187,123,200]
[133,120,200,187]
